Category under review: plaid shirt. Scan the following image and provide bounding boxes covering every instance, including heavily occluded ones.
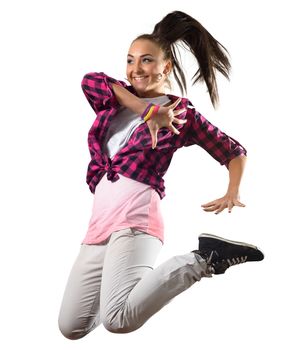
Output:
[81,72,247,199]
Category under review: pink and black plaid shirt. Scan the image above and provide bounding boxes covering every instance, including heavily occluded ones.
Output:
[81,72,247,199]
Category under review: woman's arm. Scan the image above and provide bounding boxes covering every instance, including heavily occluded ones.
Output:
[111,83,147,115]
[111,83,187,148]
[201,155,247,214]
[185,109,247,167]
[81,72,126,114]
[184,109,247,214]
[227,154,247,197]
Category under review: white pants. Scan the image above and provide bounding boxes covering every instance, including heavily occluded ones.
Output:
[58,228,211,338]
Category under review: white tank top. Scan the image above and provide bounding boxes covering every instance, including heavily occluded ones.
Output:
[103,95,170,159]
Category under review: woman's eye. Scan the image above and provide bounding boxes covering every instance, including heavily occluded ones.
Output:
[127,58,153,64]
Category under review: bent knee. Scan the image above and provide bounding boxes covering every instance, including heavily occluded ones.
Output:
[102,318,139,334]
[58,319,87,340]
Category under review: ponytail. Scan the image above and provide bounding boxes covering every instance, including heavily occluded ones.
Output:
[135,11,231,108]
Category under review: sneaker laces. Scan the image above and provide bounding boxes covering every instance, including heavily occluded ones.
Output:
[206,250,248,267]
[226,256,248,266]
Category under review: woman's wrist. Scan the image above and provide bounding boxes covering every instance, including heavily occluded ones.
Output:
[141,104,160,122]
[226,187,240,198]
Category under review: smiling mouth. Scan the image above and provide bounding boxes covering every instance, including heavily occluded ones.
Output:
[133,76,148,81]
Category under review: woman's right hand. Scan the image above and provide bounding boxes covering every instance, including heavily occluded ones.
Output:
[146,98,187,149]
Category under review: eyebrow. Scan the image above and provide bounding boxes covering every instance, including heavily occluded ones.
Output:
[127,54,154,57]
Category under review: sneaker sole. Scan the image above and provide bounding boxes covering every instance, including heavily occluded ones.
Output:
[198,233,264,260]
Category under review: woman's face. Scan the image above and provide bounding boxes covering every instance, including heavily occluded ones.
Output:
[126,39,171,98]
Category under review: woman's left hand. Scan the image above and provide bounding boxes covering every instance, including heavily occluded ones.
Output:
[146,98,187,149]
[201,193,246,214]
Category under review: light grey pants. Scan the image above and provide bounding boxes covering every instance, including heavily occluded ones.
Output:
[58,228,211,338]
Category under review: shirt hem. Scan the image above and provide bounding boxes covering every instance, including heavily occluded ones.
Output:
[82,224,164,245]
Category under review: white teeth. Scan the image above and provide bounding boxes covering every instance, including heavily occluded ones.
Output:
[134,76,147,80]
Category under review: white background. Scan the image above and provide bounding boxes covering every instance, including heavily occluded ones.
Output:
[0,0,299,348]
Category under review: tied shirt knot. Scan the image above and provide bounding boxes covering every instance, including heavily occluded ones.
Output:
[104,157,119,182]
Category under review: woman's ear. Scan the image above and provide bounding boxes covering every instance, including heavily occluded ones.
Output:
[163,60,172,75]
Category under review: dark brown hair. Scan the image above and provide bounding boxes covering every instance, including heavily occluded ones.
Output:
[134,11,231,108]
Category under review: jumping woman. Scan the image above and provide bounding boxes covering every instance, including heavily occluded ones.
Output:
[58,10,264,338]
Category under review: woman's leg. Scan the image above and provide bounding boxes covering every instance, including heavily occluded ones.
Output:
[58,243,107,340]
[100,228,211,333]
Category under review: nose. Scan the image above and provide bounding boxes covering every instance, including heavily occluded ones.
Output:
[132,60,144,74]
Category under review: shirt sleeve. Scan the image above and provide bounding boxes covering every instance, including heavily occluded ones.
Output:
[184,108,247,168]
[81,72,127,114]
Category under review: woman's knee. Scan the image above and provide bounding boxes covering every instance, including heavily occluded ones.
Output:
[102,316,140,334]
[103,321,134,334]
[58,317,88,340]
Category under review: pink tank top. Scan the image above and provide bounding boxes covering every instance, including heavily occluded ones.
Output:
[82,173,164,244]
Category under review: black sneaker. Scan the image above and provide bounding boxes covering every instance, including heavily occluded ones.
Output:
[193,233,264,275]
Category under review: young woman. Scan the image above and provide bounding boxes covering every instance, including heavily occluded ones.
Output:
[58,11,264,338]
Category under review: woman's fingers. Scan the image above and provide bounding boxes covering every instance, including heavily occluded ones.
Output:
[203,207,218,212]
[173,108,186,115]
[227,201,234,213]
[202,198,246,214]
[215,204,227,214]
[148,123,159,149]
[235,200,246,207]
[148,99,187,143]
[172,117,187,125]
[173,108,187,117]
[201,202,219,212]
[168,124,180,135]
[201,200,217,208]
[203,201,226,214]
[168,97,182,109]
[161,98,181,108]
[159,101,186,126]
